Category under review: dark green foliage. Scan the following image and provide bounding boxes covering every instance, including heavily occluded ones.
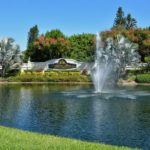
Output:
[68,33,95,61]
[144,56,150,72]
[27,25,39,48]
[136,74,150,83]
[45,29,65,38]
[113,7,126,29]
[24,29,95,62]
[125,14,137,29]
[25,25,39,62]
[9,70,91,82]
[5,69,20,77]
[144,56,150,62]
[27,43,50,62]
[113,7,137,30]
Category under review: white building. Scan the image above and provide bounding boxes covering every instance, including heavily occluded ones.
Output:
[21,58,88,73]
[1,58,146,75]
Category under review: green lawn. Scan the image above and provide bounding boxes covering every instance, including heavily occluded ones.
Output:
[0,126,138,150]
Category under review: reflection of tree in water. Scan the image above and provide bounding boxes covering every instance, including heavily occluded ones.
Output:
[11,84,90,92]
[28,93,68,134]
[0,85,22,124]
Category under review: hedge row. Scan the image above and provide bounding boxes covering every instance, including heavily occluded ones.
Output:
[135,74,150,83]
[21,70,81,76]
[8,74,91,82]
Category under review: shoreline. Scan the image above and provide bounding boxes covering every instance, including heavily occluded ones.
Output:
[0,80,150,86]
[0,81,93,85]
[118,80,150,86]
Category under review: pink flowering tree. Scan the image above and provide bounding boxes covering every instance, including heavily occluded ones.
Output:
[26,35,70,62]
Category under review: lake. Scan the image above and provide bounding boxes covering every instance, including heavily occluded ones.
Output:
[0,84,149,149]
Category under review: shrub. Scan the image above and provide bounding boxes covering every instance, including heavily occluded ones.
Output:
[145,56,150,62]
[5,69,20,77]
[126,75,136,81]
[22,70,81,76]
[135,74,150,83]
[8,72,91,83]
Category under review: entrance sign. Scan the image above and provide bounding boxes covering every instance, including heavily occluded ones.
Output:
[48,59,76,69]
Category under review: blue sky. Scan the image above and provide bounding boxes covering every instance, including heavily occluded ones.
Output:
[0,0,150,50]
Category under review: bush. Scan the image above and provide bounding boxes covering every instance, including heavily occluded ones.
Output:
[5,69,20,77]
[125,75,136,81]
[135,74,150,83]
[145,56,150,62]
[8,71,91,82]
[22,70,81,76]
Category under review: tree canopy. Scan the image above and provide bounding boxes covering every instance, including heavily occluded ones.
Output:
[27,25,39,49]
[45,29,65,38]
[113,7,137,30]
[101,28,150,61]
[26,35,70,62]
[125,14,137,30]
[113,7,126,29]
[25,28,95,62]
[68,33,95,61]
[24,8,149,63]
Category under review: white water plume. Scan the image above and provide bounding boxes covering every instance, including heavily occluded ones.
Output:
[92,33,140,93]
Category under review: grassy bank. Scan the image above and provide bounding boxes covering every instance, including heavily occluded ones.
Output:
[0,126,136,150]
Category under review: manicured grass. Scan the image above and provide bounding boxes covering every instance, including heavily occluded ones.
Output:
[0,126,137,150]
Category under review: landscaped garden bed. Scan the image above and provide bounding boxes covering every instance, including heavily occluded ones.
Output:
[7,70,91,83]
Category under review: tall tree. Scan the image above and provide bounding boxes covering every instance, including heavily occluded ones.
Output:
[27,35,70,62]
[113,7,126,29]
[125,14,137,29]
[27,25,39,49]
[0,38,22,77]
[101,29,150,61]
[68,33,95,61]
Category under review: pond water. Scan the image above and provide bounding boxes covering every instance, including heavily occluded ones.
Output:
[0,84,150,149]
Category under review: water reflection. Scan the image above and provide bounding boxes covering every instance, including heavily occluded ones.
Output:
[0,84,149,149]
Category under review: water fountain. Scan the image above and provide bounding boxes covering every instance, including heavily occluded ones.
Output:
[92,33,140,93]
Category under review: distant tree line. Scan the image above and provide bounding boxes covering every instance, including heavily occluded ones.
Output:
[24,27,95,62]
[24,7,150,62]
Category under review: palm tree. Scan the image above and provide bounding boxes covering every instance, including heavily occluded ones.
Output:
[0,38,22,77]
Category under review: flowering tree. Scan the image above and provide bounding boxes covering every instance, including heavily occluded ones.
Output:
[0,38,22,77]
[101,29,150,61]
[26,35,70,62]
